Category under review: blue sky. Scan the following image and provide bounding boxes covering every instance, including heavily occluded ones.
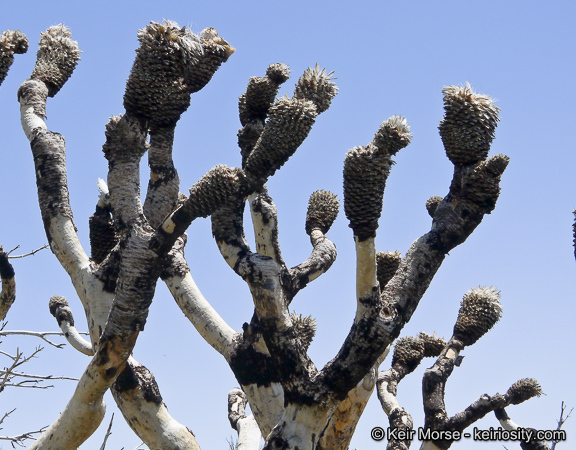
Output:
[1,1,575,448]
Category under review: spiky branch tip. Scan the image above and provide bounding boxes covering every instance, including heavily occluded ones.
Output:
[453,286,502,346]
[31,25,81,97]
[506,378,542,405]
[305,190,339,235]
[372,115,412,156]
[293,63,338,114]
[439,82,500,166]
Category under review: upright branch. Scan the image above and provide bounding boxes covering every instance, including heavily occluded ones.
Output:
[228,388,262,450]
[377,333,446,450]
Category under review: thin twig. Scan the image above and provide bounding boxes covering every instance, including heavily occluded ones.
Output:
[2,382,54,389]
[551,401,573,450]
[99,413,114,450]
[7,244,49,259]
[0,330,90,348]
[0,408,16,426]
[0,371,78,381]
[0,426,48,447]
[0,347,43,391]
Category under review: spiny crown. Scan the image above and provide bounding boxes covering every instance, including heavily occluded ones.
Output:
[506,378,542,405]
[239,63,291,126]
[425,196,443,218]
[244,95,317,184]
[293,63,338,114]
[0,29,29,55]
[392,336,425,372]
[439,83,500,165]
[343,144,392,241]
[305,190,339,235]
[0,30,29,88]
[124,21,203,126]
[31,25,81,97]
[372,115,412,156]
[291,312,317,351]
[418,332,447,358]
[186,165,243,219]
[453,286,502,346]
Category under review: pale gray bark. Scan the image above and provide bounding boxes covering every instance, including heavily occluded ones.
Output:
[228,388,262,450]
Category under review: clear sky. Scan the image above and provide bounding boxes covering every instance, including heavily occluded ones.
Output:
[1,1,575,449]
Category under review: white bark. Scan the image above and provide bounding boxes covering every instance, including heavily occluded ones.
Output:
[242,381,285,438]
[497,414,521,432]
[112,358,200,450]
[354,236,378,321]
[249,191,283,264]
[237,415,262,450]
[55,318,94,356]
[165,271,235,360]
[19,102,46,140]
[29,393,105,450]
[268,403,333,450]
[28,346,115,450]
[228,388,263,450]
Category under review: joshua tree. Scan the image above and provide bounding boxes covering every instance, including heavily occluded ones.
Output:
[0,21,549,449]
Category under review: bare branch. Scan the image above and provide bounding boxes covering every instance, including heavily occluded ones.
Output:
[49,296,94,355]
[162,241,235,360]
[99,413,115,450]
[551,401,572,450]
[0,330,68,348]
[6,244,49,259]
[0,426,48,447]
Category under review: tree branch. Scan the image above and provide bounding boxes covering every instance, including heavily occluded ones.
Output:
[228,388,262,450]
[48,296,94,355]
[162,239,236,360]
[111,358,200,450]
[286,190,339,301]
[249,188,284,266]
[495,408,550,450]
[376,334,445,450]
